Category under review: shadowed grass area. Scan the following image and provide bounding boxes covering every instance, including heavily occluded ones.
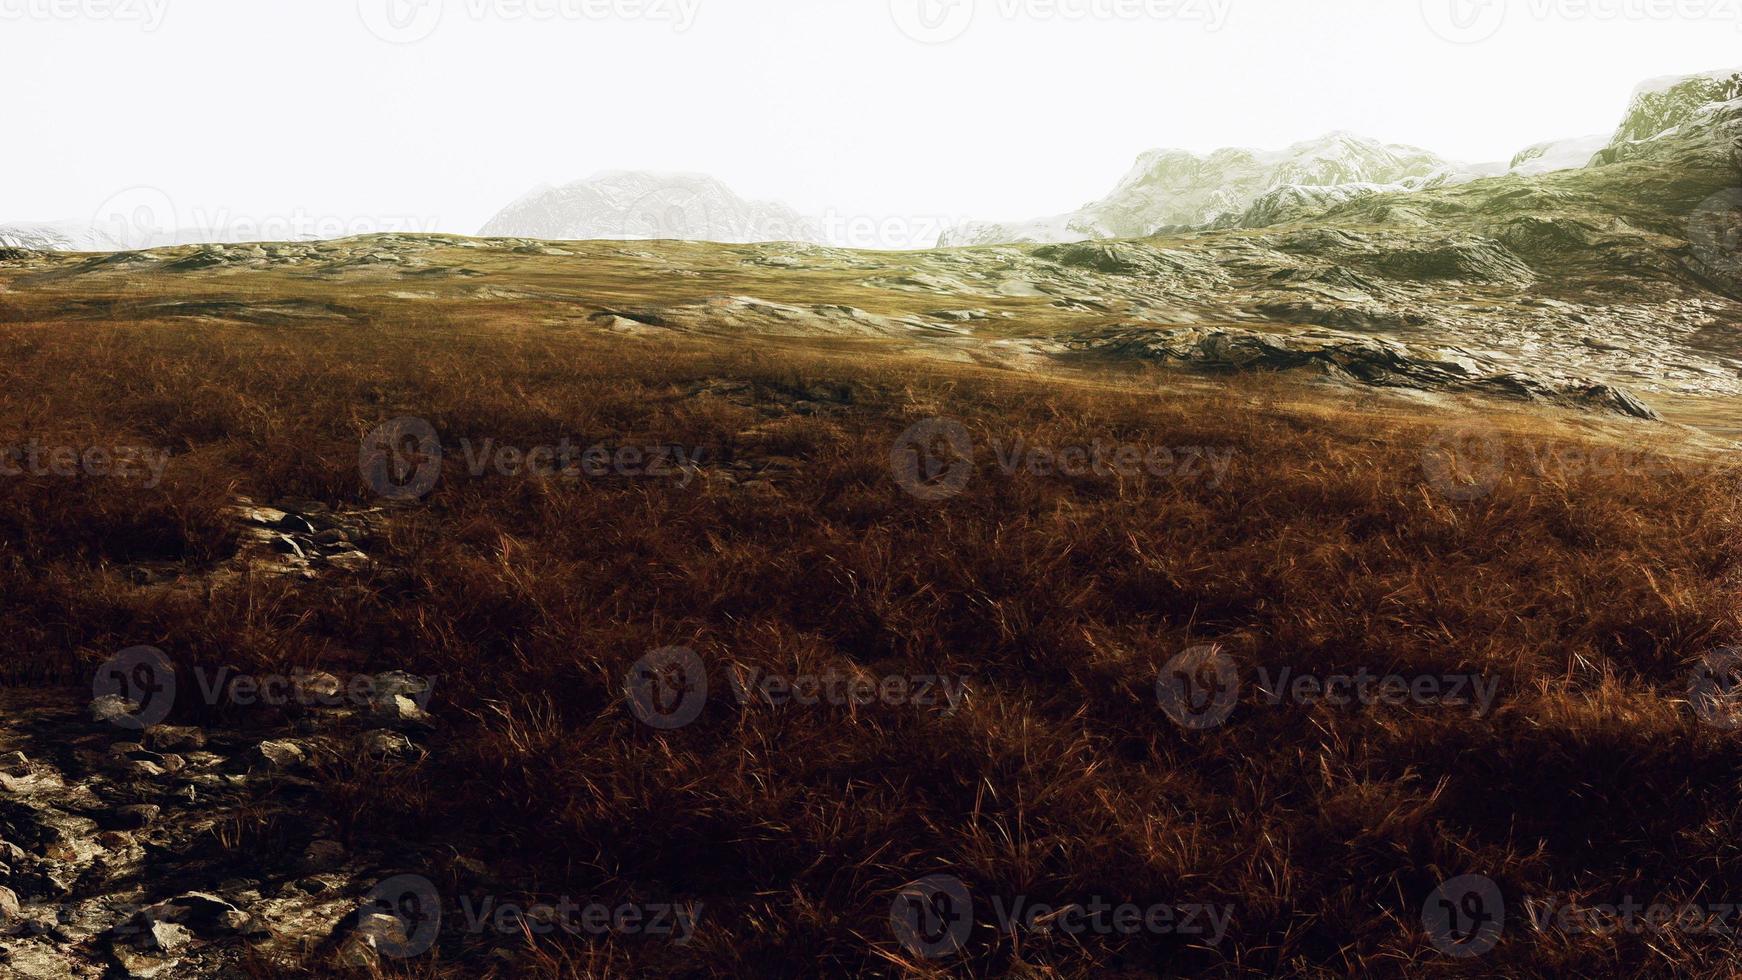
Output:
[0,309,1737,977]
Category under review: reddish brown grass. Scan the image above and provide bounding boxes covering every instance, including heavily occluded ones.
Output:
[0,313,1738,977]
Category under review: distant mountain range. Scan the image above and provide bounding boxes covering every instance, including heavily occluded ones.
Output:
[940,67,1739,245]
[476,171,824,245]
[939,134,1496,246]
[6,66,1736,254]
[0,221,124,252]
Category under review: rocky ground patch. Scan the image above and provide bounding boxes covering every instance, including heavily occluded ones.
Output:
[0,672,437,978]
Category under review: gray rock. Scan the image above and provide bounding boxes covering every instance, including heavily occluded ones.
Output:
[114,806,160,830]
[110,945,179,978]
[136,892,244,936]
[2,942,77,979]
[369,695,432,731]
[371,671,433,700]
[140,921,191,952]
[144,727,206,753]
[276,514,317,534]
[364,730,417,759]
[88,695,137,726]
[249,740,306,771]
[332,910,415,969]
[302,839,346,872]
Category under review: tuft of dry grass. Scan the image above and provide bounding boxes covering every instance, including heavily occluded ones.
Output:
[0,309,1737,978]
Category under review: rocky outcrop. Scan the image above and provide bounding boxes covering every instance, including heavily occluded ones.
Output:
[1604,68,1742,148]
[1064,325,1660,419]
[1507,135,1610,176]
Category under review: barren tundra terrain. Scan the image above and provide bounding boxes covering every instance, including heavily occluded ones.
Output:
[0,65,1738,980]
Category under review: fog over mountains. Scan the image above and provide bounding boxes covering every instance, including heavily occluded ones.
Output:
[4,65,1737,254]
[476,172,824,246]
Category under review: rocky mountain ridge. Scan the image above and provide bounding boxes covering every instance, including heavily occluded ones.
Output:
[944,66,1741,244]
[939,132,1486,246]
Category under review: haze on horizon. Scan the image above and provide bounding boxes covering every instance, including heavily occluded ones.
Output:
[5,0,1738,248]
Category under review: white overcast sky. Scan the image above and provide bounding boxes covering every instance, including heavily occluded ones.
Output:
[5,0,1738,242]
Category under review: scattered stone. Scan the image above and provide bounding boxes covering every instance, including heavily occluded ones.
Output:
[302,839,346,872]
[114,805,160,830]
[137,892,243,935]
[111,944,179,978]
[249,740,306,771]
[293,672,342,703]
[88,695,138,726]
[238,505,290,528]
[3,942,75,979]
[276,514,317,534]
[145,727,206,752]
[364,730,417,759]
[140,920,191,952]
[120,761,166,780]
[371,671,432,700]
[333,910,415,969]
[370,695,432,731]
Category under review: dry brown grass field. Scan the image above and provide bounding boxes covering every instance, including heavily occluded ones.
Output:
[0,249,1738,978]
